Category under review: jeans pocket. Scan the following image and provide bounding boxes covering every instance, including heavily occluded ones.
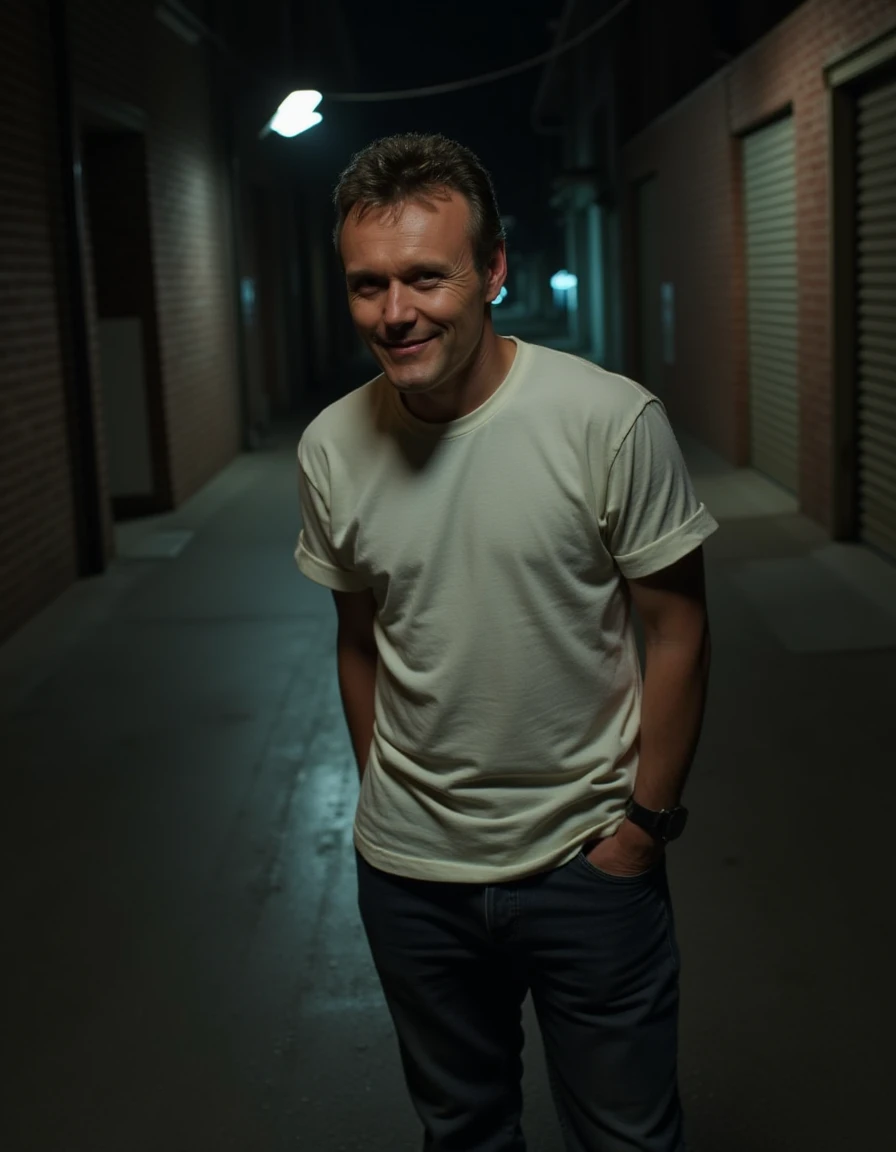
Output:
[576,846,662,884]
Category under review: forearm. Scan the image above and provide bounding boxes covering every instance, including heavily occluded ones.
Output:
[632,628,711,809]
[336,642,377,777]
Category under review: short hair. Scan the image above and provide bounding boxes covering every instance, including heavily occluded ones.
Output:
[333,133,505,272]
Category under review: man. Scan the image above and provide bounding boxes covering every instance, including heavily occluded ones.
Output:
[295,132,717,1152]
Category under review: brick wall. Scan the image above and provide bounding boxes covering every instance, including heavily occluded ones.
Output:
[624,79,745,464]
[71,0,241,505]
[143,16,241,502]
[0,0,78,645]
[623,0,896,529]
[0,0,241,646]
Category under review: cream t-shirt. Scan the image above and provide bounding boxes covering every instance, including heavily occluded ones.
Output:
[295,337,718,883]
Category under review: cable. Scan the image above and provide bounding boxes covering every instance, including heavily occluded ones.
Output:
[324,0,633,103]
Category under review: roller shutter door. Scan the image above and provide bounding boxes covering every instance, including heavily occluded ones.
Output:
[856,79,896,560]
[743,117,799,491]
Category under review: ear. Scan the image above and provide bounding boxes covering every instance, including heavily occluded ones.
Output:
[484,240,508,304]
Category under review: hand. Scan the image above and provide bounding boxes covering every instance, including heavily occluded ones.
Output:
[586,818,665,877]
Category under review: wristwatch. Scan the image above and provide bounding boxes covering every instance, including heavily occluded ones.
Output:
[625,796,689,842]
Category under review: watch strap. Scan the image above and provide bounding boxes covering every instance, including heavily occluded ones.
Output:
[625,796,689,842]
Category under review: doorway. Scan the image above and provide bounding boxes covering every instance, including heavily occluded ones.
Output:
[830,32,896,561]
[852,75,896,560]
[81,127,170,518]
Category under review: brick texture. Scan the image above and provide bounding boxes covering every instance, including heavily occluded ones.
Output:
[623,0,896,529]
[0,0,240,646]
[143,16,241,503]
[0,0,78,645]
[624,79,745,463]
[70,0,241,505]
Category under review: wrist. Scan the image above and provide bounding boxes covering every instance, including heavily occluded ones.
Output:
[617,816,662,852]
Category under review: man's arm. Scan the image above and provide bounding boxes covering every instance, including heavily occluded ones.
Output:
[589,546,711,872]
[627,545,711,810]
[332,588,379,778]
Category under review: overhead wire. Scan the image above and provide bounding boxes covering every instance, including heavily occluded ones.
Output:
[323,0,633,102]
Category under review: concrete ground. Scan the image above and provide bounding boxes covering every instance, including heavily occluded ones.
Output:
[2,412,895,1152]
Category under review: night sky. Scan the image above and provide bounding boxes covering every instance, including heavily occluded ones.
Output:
[300,0,568,253]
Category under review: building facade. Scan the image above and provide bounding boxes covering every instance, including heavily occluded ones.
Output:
[535,0,896,559]
[0,0,356,646]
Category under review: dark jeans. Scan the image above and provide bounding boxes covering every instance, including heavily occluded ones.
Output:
[356,846,685,1152]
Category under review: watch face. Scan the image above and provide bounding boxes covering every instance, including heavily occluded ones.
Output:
[665,807,689,840]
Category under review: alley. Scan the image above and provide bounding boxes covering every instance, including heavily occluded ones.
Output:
[3,421,895,1151]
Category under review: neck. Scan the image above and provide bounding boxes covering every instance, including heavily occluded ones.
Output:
[401,323,516,424]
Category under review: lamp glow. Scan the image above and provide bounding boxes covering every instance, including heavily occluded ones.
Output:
[550,270,578,291]
[551,269,578,314]
[267,90,323,138]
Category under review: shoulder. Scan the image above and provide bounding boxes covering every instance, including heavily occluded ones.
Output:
[298,372,387,482]
[518,341,656,447]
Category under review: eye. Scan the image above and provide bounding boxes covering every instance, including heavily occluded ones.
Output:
[414,271,443,287]
[351,280,381,296]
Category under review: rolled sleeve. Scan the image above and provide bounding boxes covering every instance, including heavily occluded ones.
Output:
[296,445,367,592]
[605,400,718,579]
[613,503,719,578]
[294,532,368,591]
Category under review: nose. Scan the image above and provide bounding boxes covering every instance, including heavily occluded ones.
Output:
[382,281,415,329]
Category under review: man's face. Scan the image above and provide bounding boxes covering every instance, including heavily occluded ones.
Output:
[340,191,506,397]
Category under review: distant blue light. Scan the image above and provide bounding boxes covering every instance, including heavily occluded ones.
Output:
[240,277,256,318]
[550,270,578,291]
[493,286,508,305]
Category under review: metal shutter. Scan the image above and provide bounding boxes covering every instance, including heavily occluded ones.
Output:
[856,79,896,560]
[743,117,799,491]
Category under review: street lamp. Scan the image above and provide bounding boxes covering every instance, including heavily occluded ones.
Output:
[263,90,323,138]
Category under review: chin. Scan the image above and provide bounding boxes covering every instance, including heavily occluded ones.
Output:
[380,359,443,394]
[388,372,438,394]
